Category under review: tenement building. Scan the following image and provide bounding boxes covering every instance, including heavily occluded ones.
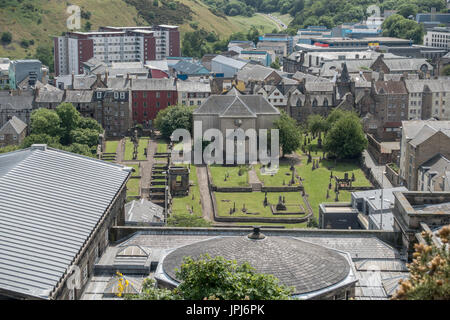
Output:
[399,120,450,190]
[0,145,131,300]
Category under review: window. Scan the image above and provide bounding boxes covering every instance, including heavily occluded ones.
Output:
[114,92,119,99]
[97,92,102,99]
[0,135,4,141]
[120,92,125,100]
[167,92,171,98]
[156,102,160,108]
[156,92,160,98]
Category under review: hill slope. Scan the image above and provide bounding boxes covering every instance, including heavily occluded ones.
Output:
[0,0,280,61]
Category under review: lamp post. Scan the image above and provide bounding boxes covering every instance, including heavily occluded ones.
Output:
[380,170,386,230]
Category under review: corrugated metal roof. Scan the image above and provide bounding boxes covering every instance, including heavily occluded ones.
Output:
[0,146,130,299]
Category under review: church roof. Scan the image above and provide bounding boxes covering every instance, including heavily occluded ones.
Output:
[194,95,280,117]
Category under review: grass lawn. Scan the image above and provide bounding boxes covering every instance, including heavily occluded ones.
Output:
[171,165,202,217]
[215,192,308,218]
[228,14,280,34]
[296,136,325,158]
[157,140,168,153]
[124,137,149,161]
[297,158,371,217]
[255,164,300,187]
[127,164,140,177]
[126,178,140,197]
[104,140,119,154]
[209,165,249,187]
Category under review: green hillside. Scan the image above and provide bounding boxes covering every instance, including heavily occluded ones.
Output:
[0,0,278,62]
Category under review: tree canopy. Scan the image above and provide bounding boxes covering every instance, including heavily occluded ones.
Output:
[125,255,294,300]
[324,110,367,159]
[273,111,302,157]
[0,102,103,157]
[154,105,195,140]
[382,14,424,44]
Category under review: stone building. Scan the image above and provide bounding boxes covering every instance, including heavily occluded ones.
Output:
[81,227,409,300]
[370,55,433,75]
[193,90,280,161]
[0,90,34,128]
[0,116,27,147]
[392,191,450,259]
[417,154,450,192]
[399,120,450,190]
[364,79,408,141]
[176,80,211,107]
[0,144,131,300]
[237,64,282,87]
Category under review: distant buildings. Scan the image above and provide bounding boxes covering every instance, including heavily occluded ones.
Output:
[424,27,450,50]
[211,55,248,77]
[176,79,211,107]
[54,25,180,76]
[257,33,294,61]
[9,60,48,90]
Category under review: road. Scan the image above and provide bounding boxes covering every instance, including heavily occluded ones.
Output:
[256,13,287,31]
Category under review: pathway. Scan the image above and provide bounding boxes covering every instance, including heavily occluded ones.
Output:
[196,165,215,222]
[248,167,262,191]
[140,139,157,199]
[115,138,125,163]
[363,150,393,188]
[256,13,284,32]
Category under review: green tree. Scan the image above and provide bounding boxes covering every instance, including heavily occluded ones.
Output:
[0,145,20,154]
[79,116,103,133]
[273,111,302,157]
[20,133,61,148]
[71,128,100,147]
[397,3,419,18]
[307,114,329,148]
[34,44,54,73]
[167,213,212,227]
[154,105,194,140]
[1,32,12,44]
[30,108,61,137]
[270,57,281,69]
[393,225,450,300]
[128,255,294,300]
[324,112,367,159]
[56,103,82,144]
[382,14,424,44]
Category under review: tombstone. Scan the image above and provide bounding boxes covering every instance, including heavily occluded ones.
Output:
[352,172,355,182]
[263,192,268,207]
[316,161,319,169]
[283,179,285,186]
[233,202,236,213]
[230,208,233,215]
[344,172,349,181]
[335,191,339,202]
[330,171,333,179]
[242,203,247,213]
[276,196,287,211]
[326,189,329,199]
[328,182,332,190]
[224,174,227,182]
[290,169,295,185]
[144,148,147,156]
[283,196,286,203]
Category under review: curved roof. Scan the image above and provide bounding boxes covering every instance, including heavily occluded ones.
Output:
[162,235,351,295]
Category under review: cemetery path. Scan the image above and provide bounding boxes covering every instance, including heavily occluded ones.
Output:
[196,165,215,222]
[115,138,125,163]
[363,150,393,188]
[141,139,157,199]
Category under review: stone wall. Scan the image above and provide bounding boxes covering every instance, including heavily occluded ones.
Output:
[385,163,401,187]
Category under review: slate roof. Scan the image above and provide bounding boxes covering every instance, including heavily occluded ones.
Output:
[402,120,450,140]
[0,116,27,135]
[194,95,280,117]
[162,235,352,296]
[374,80,407,95]
[212,55,248,69]
[176,80,211,93]
[34,84,64,103]
[72,75,97,90]
[405,79,450,93]
[131,78,176,91]
[172,60,209,75]
[237,65,277,83]
[64,90,94,103]
[378,59,432,72]
[420,154,450,174]
[125,199,164,224]
[0,91,34,111]
[305,81,334,92]
[292,71,330,83]
[405,122,450,147]
[0,145,130,299]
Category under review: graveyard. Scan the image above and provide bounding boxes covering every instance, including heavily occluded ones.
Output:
[170,165,202,217]
[215,192,308,218]
[210,165,250,187]
[124,136,149,161]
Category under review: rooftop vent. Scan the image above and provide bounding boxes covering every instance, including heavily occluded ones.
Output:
[31,144,47,151]
[248,226,266,240]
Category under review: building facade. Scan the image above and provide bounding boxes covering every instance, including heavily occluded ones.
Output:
[54,25,180,76]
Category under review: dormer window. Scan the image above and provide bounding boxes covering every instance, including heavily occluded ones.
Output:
[96,92,102,99]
